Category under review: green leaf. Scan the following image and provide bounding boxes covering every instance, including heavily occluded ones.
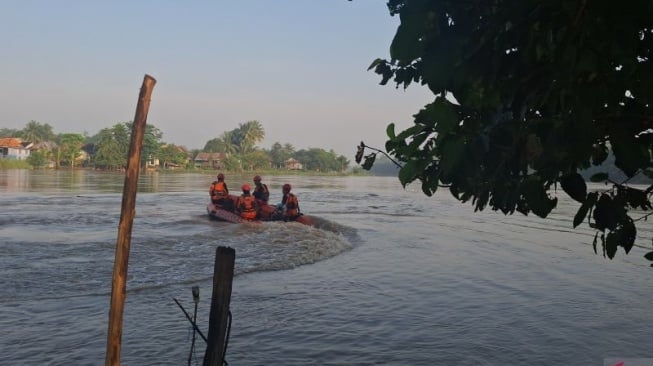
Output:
[367,58,385,71]
[644,251,653,261]
[379,66,393,85]
[389,6,425,64]
[589,172,609,182]
[593,194,618,231]
[361,153,376,170]
[605,231,619,259]
[398,159,418,186]
[413,98,459,135]
[395,124,426,140]
[622,186,652,210]
[355,146,364,165]
[421,176,437,196]
[449,184,459,199]
[560,172,587,203]
[438,137,465,183]
[521,176,558,218]
[611,133,650,177]
[618,217,637,254]
[573,192,597,228]
[475,189,490,212]
[386,123,397,139]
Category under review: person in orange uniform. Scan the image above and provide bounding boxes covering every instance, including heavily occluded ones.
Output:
[209,173,230,209]
[236,183,259,221]
[278,183,300,221]
[252,175,269,204]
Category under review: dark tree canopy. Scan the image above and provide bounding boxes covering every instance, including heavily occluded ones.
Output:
[358,0,653,264]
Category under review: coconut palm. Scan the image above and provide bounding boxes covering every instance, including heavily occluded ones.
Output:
[20,120,55,143]
[220,131,238,154]
[283,143,295,155]
[237,120,265,154]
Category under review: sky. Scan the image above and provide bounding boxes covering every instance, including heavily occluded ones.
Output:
[0,0,433,158]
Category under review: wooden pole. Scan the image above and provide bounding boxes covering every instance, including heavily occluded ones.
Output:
[105,74,157,366]
[203,246,236,366]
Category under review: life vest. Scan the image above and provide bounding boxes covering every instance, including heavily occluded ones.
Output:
[237,194,258,220]
[210,181,228,201]
[283,193,299,218]
[253,183,269,202]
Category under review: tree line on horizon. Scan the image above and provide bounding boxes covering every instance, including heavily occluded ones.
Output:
[1,120,350,172]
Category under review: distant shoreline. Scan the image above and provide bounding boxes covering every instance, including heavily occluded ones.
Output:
[0,165,376,177]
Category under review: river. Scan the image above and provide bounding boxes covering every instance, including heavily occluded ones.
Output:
[0,169,651,365]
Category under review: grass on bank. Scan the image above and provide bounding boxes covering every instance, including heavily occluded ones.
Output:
[0,159,31,169]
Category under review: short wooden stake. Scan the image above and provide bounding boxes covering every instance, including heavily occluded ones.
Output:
[203,246,235,366]
[105,74,157,366]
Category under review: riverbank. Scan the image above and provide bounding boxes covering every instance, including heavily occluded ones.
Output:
[0,165,375,176]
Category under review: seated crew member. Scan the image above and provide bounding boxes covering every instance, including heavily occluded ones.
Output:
[252,175,270,204]
[236,183,259,221]
[209,173,231,210]
[277,183,300,221]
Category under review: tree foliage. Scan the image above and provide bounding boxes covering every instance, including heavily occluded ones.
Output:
[26,150,47,168]
[159,144,189,168]
[295,148,349,172]
[5,119,349,174]
[236,120,265,154]
[203,137,224,153]
[56,133,85,168]
[241,150,272,171]
[268,142,295,168]
[205,121,266,155]
[93,124,130,170]
[0,128,20,138]
[358,0,653,264]
[19,120,55,143]
[124,122,163,168]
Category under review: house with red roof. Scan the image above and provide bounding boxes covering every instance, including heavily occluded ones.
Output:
[0,138,33,160]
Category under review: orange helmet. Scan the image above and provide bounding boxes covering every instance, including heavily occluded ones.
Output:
[217,173,225,180]
[253,175,262,182]
[282,183,291,192]
[242,183,251,191]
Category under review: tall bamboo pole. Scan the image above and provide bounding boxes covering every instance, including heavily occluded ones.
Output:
[105,74,157,366]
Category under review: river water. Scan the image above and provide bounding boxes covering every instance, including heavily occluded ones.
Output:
[0,170,651,365]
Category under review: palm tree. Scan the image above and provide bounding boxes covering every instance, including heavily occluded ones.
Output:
[220,131,238,154]
[283,143,295,155]
[20,120,55,143]
[237,120,265,154]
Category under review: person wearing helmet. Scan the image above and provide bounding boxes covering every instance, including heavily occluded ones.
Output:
[236,183,259,220]
[252,175,269,203]
[278,183,300,221]
[210,173,230,209]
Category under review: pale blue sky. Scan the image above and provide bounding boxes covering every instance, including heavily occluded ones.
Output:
[0,1,433,156]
